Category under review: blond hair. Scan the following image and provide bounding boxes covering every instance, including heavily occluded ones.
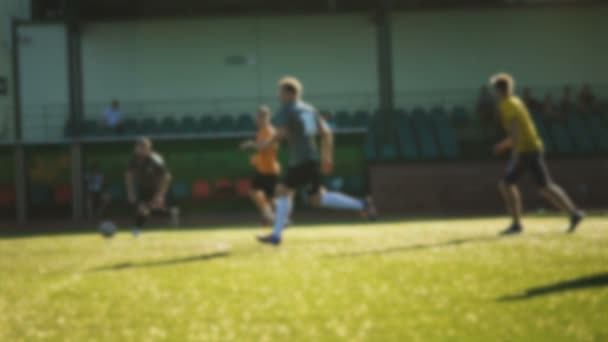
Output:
[257,105,271,119]
[278,76,303,98]
[490,72,515,96]
[136,137,152,149]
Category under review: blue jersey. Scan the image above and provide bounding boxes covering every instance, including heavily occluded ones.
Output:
[275,101,321,166]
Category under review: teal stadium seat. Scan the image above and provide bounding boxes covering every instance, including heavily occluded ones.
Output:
[431,109,460,159]
[566,116,594,153]
[379,142,399,161]
[123,118,138,135]
[412,108,440,159]
[236,114,255,132]
[138,117,160,135]
[216,115,236,133]
[396,111,418,160]
[451,106,470,126]
[160,116,179,135]
[199,115,218,133]
[353,111,371,128]
[586,116,608,152]
[549,122,574,154]
[335,111,353,128]
[179,116,198,134]
[83,119,101,137]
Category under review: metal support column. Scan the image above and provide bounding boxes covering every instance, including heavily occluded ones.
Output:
[66,22,84,221]
[375,0,395,142]
[10,19,27,224]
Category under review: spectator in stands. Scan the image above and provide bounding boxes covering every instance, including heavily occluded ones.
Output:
[85,161,111,220]
[542,94,560,121]
[102,100,124,133]
[558,86,574,117]
[522,87,540,114]
[577,84,596,115]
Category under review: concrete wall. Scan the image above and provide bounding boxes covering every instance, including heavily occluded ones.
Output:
[17,24,69,142]
[371,159,608,215]
[0,0,29,141]
[5,5,608,140]
[392,6,608,109]
[81,14,379,119]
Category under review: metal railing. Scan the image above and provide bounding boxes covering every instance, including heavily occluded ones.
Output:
[7,84,608,145]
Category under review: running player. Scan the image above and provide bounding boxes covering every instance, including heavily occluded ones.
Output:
[240,106,281,225]
[248,76,376,246]
[125,137,179,237]
[491,73,584,235]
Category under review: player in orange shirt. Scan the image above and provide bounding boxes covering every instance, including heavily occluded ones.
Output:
[240,106,281,224]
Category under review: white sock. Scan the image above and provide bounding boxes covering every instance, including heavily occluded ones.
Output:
[320,192,364,211]
[273,196,291,238]
[262,207,275,222]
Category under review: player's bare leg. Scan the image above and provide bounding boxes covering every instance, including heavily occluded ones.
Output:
[538,183,585,233]
[498,180,523,235]
[134,204,150,238]
[249,189,275,225]
[309,187,377,220]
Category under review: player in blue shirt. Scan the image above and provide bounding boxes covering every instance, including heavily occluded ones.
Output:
[245,77,376,245]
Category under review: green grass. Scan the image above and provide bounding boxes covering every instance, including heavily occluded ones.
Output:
[1,216,607,341]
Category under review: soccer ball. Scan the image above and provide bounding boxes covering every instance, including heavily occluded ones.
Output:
[98,220,117,238]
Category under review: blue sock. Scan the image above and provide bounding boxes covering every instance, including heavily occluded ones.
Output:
[273,196,290,238]
[320,192,365,211]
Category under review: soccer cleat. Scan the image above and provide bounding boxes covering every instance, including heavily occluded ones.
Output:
[256,234,281,246]
[362,197,378,221]
[566,211,585,234]
[499,223,522,236]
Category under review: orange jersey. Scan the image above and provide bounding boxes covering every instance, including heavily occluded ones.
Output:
[251,125,280,175]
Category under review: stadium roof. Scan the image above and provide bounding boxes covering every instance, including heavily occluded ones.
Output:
[38,0,604,21]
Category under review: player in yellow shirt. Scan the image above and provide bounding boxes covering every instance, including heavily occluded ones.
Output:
[491,73,584,235]
[240,106,281,225]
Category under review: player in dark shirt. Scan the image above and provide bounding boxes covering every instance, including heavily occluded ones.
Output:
[125,137,179,237]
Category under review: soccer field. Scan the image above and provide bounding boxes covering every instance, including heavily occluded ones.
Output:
[1,216,607,341]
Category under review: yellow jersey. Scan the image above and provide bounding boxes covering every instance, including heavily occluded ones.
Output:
[251,125,280,175]
[499,95,544,152]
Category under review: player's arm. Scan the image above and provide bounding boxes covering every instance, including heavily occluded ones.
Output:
[243,128,286,151]
[153,171,172,208]
[494,120,519,156]
[240,129,285,151]
[125,169,137,204]
[318,115,334,174]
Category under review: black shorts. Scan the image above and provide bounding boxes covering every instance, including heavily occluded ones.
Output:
[285,161,322,195]
[504,151,552,187]
[252,173,278,198]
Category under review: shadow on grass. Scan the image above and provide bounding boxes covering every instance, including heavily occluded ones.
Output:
[327,235,505,258]
[498,272,608,301]
[90,251,230,272]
